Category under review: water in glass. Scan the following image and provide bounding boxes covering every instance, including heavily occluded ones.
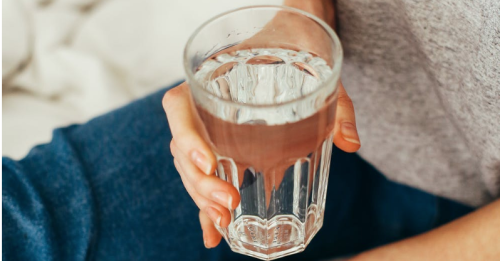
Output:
[194,48,337,260]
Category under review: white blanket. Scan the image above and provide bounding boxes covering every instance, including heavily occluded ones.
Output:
[3,0,273,159]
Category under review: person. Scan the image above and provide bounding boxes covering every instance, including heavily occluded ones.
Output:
[3,0,499,260]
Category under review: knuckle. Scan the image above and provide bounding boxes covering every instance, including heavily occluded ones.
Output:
[199,210,205,221]
[162,84,186,107]
[193,175,210,193]
[170,140,177,156]
[162,89,178,107]
[192,196,206,211]
[181,179,205,210]
[173,159,182,174]
[337,95,354,111]
[176,130,204,151]
[174,164,181,175]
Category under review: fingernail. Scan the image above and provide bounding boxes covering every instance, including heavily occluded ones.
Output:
[341,122,360,145]
[211,191,233,210]
[205,207,222,226]
[203,233,210,248]
[191,150,212,175]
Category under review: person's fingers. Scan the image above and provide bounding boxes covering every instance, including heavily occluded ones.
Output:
[172,144,233,227]
[332,82,361,153]
[163,82,216,175]
[200,210,222,248]
[172,141,240,210]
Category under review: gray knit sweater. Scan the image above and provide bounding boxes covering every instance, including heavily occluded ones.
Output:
[337,0,499,206]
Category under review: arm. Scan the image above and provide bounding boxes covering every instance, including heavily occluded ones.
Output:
[284,0,335,28]
[352,199,500,260]
[285,1,500,259]
[314,1,500,258]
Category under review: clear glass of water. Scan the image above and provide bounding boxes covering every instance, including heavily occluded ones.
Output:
[184,5,342,260]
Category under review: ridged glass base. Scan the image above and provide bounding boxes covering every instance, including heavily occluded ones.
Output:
[215,134,333,260]
[217,204,323,260]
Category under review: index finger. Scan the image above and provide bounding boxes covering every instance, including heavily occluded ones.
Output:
[163,82,217,174]
[332,82,361,153]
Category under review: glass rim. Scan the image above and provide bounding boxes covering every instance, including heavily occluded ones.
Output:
[183,5,343,109]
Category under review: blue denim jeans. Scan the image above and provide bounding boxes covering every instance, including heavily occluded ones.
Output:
[3,83,473,261]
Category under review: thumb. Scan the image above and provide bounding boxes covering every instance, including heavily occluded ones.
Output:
[332,82,361,153]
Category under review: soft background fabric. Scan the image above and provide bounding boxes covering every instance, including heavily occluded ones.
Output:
[3,0,499,207]
[338,0,500,207]
[2,0,273,159]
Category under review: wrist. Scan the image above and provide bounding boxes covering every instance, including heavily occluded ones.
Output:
[284,0,335,27]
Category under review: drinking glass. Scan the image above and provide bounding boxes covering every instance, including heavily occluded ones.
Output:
[184,5,342,260]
